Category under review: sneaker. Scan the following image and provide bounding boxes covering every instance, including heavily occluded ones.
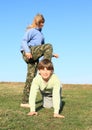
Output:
[20,103,30,108]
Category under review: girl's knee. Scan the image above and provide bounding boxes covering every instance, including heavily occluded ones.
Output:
[45,43,53,49]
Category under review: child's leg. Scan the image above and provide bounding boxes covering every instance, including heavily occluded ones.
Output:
[31,44,53,61]
[21,61,38,104]
[42,93,53,108]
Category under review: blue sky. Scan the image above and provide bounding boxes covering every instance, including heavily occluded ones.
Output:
[0,0,92,84]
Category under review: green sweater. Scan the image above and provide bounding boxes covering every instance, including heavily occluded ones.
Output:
[29,73,62,114]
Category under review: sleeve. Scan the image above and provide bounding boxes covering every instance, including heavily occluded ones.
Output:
[42,37,45,44]
[29,77,39,112]
[52,77,61,114]
[21,30,32,53]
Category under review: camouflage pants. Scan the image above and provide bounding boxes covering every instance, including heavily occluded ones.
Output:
[21,43,53,103]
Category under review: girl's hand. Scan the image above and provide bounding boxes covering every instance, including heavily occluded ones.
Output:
[25,52,32,59]
[27,112,38,116]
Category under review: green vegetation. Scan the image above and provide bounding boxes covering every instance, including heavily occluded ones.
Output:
[0,82,92,130]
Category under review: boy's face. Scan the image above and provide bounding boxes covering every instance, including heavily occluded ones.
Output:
[39,67,53,81]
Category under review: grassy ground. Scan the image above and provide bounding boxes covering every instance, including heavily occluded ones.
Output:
[0,82,92,130]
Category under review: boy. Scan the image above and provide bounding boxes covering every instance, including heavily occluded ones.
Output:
[27,59,64,118]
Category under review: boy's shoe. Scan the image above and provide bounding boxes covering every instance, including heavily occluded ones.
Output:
[20,103,30,108]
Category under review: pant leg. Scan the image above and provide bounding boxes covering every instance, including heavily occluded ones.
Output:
[40,90,53,108]
[43,95,53,108]
[21,58,38,104]
[31,43,53,61]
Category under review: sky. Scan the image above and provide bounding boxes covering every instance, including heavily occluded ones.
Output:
[0,0,92,84]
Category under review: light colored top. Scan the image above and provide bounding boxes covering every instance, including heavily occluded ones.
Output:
[29,73,62,114]
[20,28,45,53]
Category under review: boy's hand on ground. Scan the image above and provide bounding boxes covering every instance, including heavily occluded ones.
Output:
[54,114,65,118]
[27,112,38,116]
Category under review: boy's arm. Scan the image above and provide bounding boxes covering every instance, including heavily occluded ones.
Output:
[53,82,61,114]
[29,77,39,113]
[51,75,62,114]
[53,84,65,118]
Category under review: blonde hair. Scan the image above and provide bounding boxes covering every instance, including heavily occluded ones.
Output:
[26,14,45,30]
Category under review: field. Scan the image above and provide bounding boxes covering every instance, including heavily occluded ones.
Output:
[0,82,92,130]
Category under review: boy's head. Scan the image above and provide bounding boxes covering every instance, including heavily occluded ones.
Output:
[38,59,54,81]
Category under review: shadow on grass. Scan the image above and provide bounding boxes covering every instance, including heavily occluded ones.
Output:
[36,105,43,112]
[59,100,65,113]
[36,99,43,112]
[36,100,43,104]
